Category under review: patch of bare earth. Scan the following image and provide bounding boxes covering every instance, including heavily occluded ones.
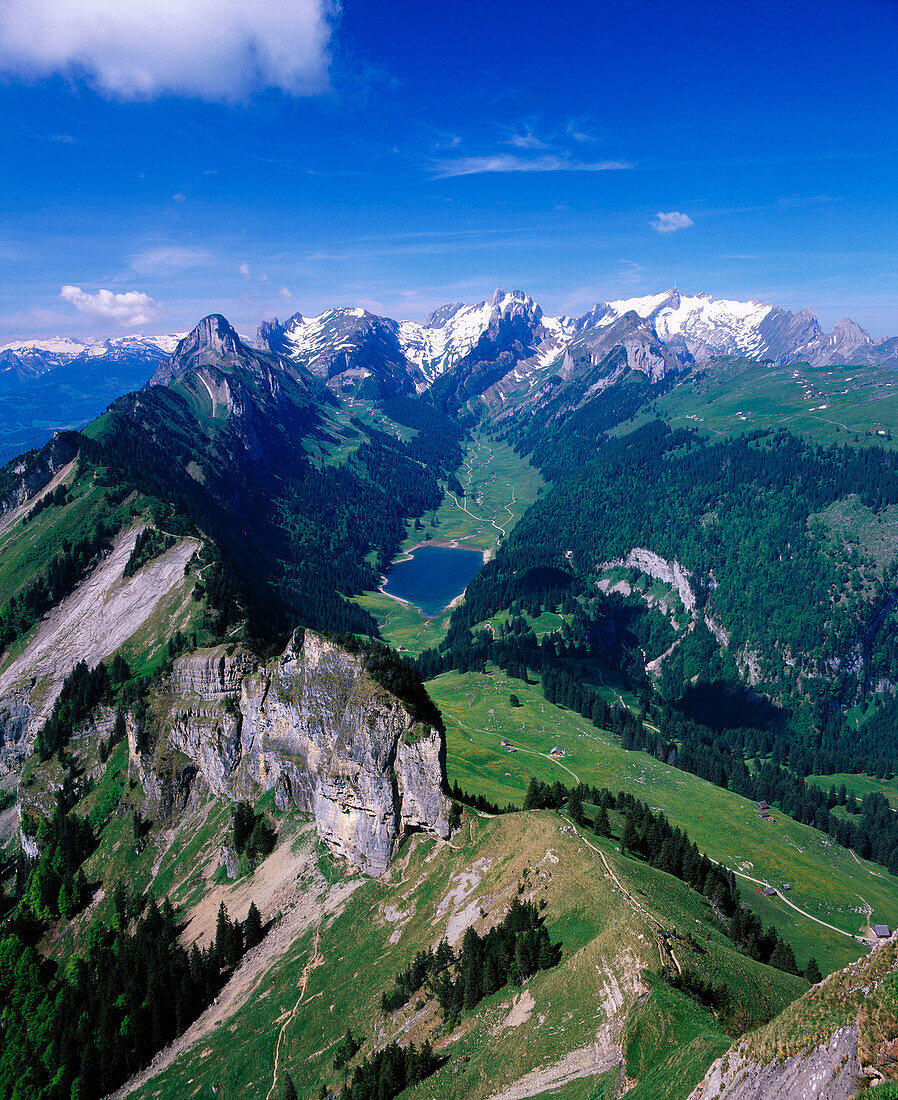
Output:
[485,1020,625,1100]
[501,990,535,1029]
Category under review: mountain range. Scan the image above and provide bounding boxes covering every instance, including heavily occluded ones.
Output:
[4,296,898,1099]
[6,287,898,395]
[0,331,182,385]
[4,289,895,465]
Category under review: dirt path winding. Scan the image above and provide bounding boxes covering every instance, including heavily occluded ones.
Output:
[265,914,326,1100]
[728,867,858,939]
[561,817,682,975]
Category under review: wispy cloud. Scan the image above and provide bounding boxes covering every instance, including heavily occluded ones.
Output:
[0,0,337,102]
[651,211,694,233]
[60,285,161,326]
[507,131,549,150]
[560,262,646,312]
[566,119,598,143]
[431,154,632,179]
[129,246,211,274]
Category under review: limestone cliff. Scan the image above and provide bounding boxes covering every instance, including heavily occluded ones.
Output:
[131,630,451,874]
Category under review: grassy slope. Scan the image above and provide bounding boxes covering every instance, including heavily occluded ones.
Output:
[0,466,108,614]
[625,358,898,448]
[739,935,898,1065]
[808,771,898,811]
[130,811,804,1100]
[354,432,544,655]
[431,668,898,974]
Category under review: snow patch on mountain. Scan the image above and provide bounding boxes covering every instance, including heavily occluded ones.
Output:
[396,289,546,383]
[0,332,185,375]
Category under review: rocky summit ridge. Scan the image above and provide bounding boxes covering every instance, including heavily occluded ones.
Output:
[248,286,898,411]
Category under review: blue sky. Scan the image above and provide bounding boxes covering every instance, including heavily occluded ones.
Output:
[1,0,896,342]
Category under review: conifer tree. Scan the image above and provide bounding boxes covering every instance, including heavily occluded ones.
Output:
[621,815,638,854]
[804,956,822,984]
[245,901,263,949]
[593,805,611,838]
[566,786,585,826]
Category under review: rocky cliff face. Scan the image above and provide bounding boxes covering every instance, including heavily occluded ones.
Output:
[132,630,451,874]
[689,935,898,1099]
[0,432,79,517]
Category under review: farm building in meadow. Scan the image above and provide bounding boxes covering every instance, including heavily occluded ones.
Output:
[763,886,778,897]
[549,746,564,758]
[874,925,891,938]
[755,801,769,812]
[500,739,509,747]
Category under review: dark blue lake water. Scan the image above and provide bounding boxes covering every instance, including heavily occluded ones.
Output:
[383,544,484,617]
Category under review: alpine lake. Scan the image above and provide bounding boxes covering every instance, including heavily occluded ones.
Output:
[382,543,484,618]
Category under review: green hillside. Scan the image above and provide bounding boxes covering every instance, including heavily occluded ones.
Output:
[433,667,896,974]
[123,810,805,1100]
[628,357,898,448]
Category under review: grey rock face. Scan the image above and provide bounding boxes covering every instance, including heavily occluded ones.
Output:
[688,1022,862,1100]
[261,310,415,398]
[134,631,450,874]
[0,432,79,518]
[149,315,244,386]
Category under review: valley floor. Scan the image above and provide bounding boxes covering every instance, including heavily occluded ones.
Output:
[355,433,543,655]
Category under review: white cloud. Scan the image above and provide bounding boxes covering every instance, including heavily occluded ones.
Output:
[432,154,632,179]
[239,261,251,277]
[507,132,548,150]
[60,285,161,327]
[279,286,292,298]
[0,0,336,102]
[129,246,211,274]
[172,192,187,203]
[651,211,694,233]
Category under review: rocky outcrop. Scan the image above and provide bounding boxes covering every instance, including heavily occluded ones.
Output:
[689,935,898,1100]
[600,548,697,613]
[0,432,79,518]
[688,1023,862,1100]
[133,630,451,875]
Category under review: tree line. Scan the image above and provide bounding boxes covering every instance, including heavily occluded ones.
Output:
[0,874,265,1100]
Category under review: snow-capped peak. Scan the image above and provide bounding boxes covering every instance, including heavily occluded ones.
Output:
[591,289,775,358]
[1,336,94,357]
[397,288,543,382]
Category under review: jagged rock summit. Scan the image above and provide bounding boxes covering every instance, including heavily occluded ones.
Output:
[149,313,278,387]
[130,629,452,875]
